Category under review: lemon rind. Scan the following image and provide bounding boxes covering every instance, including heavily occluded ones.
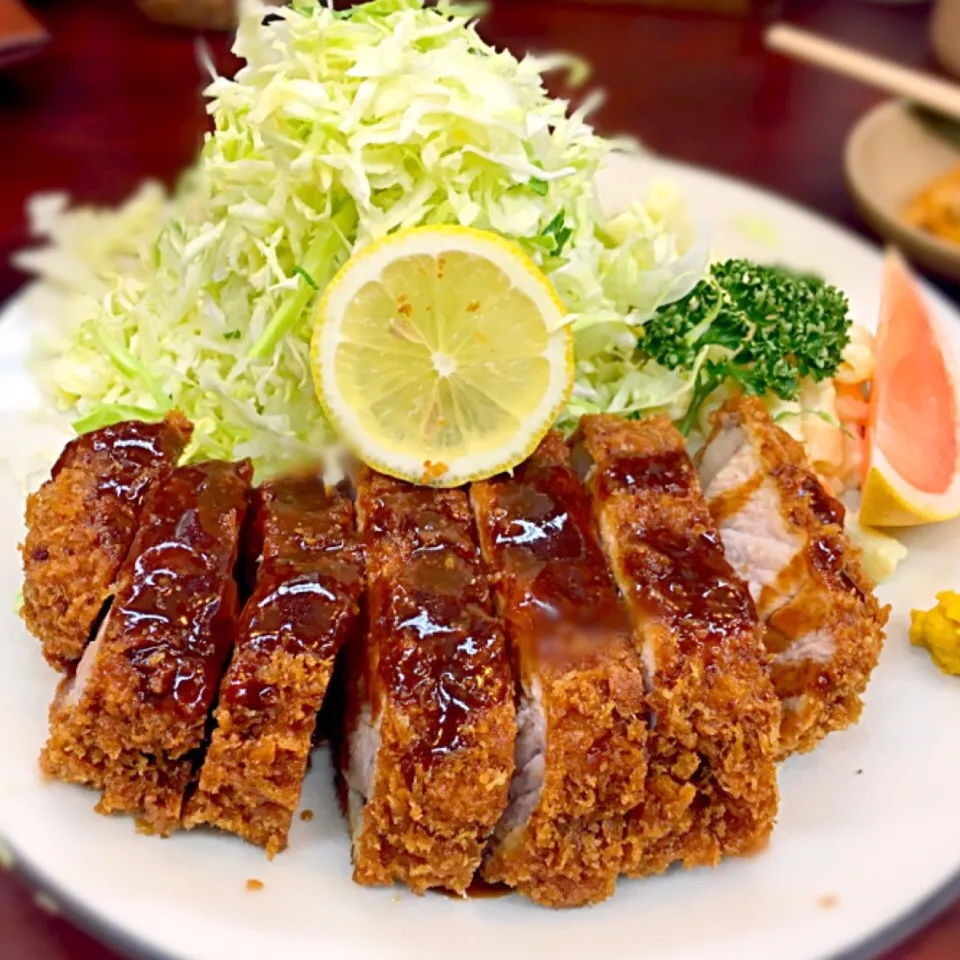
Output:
[311,225,574,487]
[860,450,960,527]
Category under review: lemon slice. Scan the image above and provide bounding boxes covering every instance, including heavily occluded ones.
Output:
[311,225,573,487]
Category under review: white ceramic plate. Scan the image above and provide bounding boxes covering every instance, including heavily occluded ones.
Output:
[1,153,959,960]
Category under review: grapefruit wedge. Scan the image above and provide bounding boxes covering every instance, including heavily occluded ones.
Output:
[860,249,960,527]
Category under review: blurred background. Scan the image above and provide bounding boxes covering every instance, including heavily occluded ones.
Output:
[1,0,960,957]
[2,0,959,304]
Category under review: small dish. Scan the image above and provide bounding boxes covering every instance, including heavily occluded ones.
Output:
[0,0,48,70]
[845,99,960,281]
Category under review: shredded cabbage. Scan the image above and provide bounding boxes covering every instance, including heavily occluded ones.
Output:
[13,183,169,298]
[21,0,706,474]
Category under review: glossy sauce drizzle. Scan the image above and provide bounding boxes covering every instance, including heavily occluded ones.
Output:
[595,450,692,500]
[54,416,191,504]
[475,435,632,653]
[637,527,755,650]
[776,466,863,601]
[360,475,510,771]
[798,473,845,527]
[598,449,756,658]
[113,459,251,723]
[224,476,364,712]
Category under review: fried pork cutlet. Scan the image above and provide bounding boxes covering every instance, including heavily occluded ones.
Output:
[184,474,364,856]
[40,460,252,835]
[698,396,889,757]
[470,432,647,907]
[22,413,193,670]
[579,414,780,877]
[340,468,514,895]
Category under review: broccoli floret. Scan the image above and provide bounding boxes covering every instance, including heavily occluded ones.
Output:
[642,259,852,433]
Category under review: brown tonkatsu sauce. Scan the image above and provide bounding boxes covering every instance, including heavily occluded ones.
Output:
[472,431,648,908]
[363,481,508,770]
[184,473,363,854]
[223,573,348,713]
[247,474,358,566]
[346,468,514,895]
[581,413,780,877]
[480,449,631,641]
[117,459,252,725]
[793,471,846,527]
[491,478,592,560]
[628,527,756,655]
[811,530,867,603]
[597,451,757,661]
[52,416,189,502]
[765,462,866,605]
[364,484,476,556]
[223,478,363,712]
[40,456,252,836]
[594,449,692,500]
[22,412,193,669]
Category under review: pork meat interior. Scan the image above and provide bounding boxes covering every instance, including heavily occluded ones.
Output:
[471,432,647,907]
[698,396,889,757]
[41,459,251,835]
[340,467,514,895]
[580,413,780,877]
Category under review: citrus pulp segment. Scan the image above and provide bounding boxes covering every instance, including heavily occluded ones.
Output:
[860,249,960,526]
[311,226,573,487]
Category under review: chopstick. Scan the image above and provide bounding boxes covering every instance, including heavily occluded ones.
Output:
[765,24,960,125]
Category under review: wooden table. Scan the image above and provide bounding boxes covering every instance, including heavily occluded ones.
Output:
[0,0,958,957]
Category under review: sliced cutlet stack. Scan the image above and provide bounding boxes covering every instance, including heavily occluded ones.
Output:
[579,414,780,877]
[698,396,889,757]
[184,474,364,856]
[340,468,514,895]
[21,413,193,670]
[471,432,647,907]
[41,460,252,835]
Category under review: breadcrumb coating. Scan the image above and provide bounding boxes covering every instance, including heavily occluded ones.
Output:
[341,469,514,895]
[21,413,192,670]
[580,414,780,877]
[184,475,364,856]
[472,432,647,907]
[40,460,251,835]
[701,397,889,757]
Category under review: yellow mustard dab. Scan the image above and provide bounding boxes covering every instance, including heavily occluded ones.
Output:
[910,592,960,676]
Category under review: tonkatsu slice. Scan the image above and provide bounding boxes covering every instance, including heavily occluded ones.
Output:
[340,468,514,895]
[41,460,252,835]
[22,412,193,669]
[185,474,364,856]
[471,432,647,908]
[580,414,780,877]
[698,396,889,757]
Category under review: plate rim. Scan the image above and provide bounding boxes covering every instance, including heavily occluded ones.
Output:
[2,154,958,960]
[5,829,960,960]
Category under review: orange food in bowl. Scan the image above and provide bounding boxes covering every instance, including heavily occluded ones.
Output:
[904,164,960,248]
